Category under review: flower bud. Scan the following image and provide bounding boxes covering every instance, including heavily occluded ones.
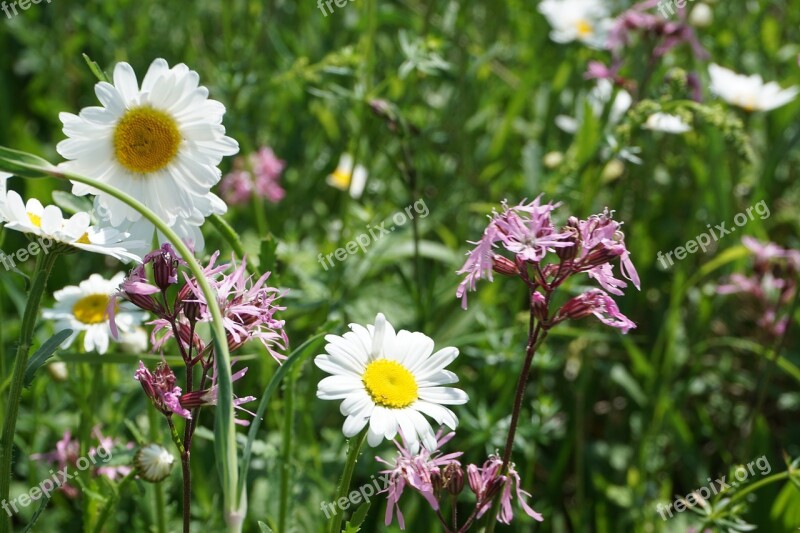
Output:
[531,291,549,322]
[134,443,175,483]
[443,463,465,495]
[492,256,520,276]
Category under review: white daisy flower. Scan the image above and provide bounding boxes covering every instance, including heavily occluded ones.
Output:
[0,190,141,262]
[709,64,799,112]
[42,273,147,355]
[315,313,469,452]
[56,58,239,256]
[134,443,175,483]
[644,113,692,134]
[326,153,368,199]
[538,0,614,49]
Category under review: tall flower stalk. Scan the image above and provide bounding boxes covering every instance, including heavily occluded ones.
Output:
[456,196,640,528]
[0,248,60,533]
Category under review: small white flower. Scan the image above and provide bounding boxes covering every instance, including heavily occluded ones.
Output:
[709,64,799,112]
[42,273,146,355]
[135,444,175,483]
[0,191,141,262]
[644,113,692,134]
[538,0,614,49]
[689,3,713,27]
[326,153,368,199]
[315,313,469,452]
[57,59,239,256]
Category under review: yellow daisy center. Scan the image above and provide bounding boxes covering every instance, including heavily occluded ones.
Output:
[362,359,418,409]
[76,233,92,245]
[113,107,182,174]
[576,19,593,37]
[72,294,111,325]
[28,213,42,227]
[329,168,352,189]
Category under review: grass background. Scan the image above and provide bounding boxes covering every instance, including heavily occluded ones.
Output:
[0,0,799,531]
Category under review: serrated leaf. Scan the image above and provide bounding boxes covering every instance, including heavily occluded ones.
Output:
[24,329,73,387]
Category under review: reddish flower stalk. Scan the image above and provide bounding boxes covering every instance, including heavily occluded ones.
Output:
[456,196,640,525]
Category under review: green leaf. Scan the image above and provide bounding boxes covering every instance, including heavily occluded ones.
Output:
[24,329,73,387]
[52,190,93,217]
[0,146,56,179]
[21,491,52,533]
[343,501,371,533]
[82,53,110,83]
[258,522,274,533]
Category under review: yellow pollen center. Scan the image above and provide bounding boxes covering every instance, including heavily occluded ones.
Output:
[362,359,418,409]
[576,19,593,37]
[72,294,111,325]
[113,107,181,174]
[28,213,42,227]
[330,169,353,189]
[76,233,92,245]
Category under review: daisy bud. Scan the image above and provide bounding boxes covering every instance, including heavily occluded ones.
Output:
[492,256,520,276]
[134,444,175,483]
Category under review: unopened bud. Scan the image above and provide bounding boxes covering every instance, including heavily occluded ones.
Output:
[443,463,465,495]
[531,291,548,322]
[492,256,520,276]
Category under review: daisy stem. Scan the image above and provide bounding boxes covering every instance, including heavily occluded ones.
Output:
[0,249,59,533]
[328,428,368,533]
[54,170,242,532]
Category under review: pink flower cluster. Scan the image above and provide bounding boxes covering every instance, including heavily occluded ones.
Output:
[220,147,286,205]
[114,243,288,426]
[717,237,799,338]
[456,196,640,333]
[376,432,543,530]
[31,427,133,498]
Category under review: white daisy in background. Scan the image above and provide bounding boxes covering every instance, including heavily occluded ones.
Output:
[56,58,239,256]
[709,64,799,112]
[42,273,147,355]
[315,313,468,452]
[326,153,368,199]
[644,113,692,134]
[0,190,141,262]
[538,0,614,49]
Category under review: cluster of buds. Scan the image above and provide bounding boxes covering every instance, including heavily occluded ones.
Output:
[457,196,639,333]
[114,243,287,426]
[376,432,542,531]
[717,237,800,339]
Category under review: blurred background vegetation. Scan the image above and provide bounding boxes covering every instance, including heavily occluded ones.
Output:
[1,0,799,531]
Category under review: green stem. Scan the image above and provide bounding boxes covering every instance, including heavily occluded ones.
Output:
[278,366,298,532]
[54,170,241,532]
[208,213,259,275]
[328,428,368,533]
[92,470,136,533]
[0,249,59,533]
